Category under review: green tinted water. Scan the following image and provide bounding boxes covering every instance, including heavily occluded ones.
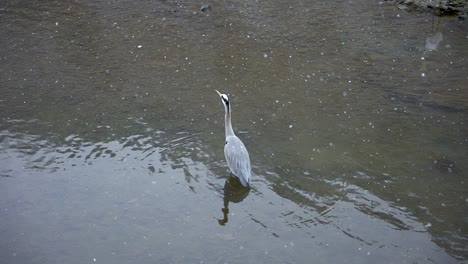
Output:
[1,0,467,263]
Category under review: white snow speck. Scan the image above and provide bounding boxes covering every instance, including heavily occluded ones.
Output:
[289,125,293,128]
[137,45,143,48]
[421,73,426,77]
[93,258,96,262]
[263,53,268,58]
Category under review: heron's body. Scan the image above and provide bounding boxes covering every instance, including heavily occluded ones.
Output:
[216,90,251,188]
[224,135,251,187]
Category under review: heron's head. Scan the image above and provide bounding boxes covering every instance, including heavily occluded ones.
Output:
[215,90,230,112]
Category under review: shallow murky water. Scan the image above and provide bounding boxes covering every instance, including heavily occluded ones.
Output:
[1,0,467,263]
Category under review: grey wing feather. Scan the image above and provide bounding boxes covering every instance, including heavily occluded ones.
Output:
[224,136,251,187]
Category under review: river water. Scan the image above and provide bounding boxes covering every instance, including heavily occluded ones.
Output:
[1,0,467,263]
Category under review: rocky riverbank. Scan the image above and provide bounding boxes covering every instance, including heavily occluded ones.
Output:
[385,0,468,19]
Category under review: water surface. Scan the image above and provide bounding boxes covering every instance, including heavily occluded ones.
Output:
[1,0,467,263]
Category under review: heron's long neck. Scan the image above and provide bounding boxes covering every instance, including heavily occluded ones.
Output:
[225,107,235,138]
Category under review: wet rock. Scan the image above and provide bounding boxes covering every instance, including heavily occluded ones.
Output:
[200,4,211,12]
[385,0,468,18]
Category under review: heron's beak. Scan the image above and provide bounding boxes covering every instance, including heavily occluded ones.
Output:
[215,89,221,97]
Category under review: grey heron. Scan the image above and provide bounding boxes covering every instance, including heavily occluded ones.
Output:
[215,90,252,188]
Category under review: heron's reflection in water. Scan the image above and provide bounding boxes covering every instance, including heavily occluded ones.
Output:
[217,176,250,226]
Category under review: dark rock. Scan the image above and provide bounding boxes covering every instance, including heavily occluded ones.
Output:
[200,4,211,12]
[385,0,468,18]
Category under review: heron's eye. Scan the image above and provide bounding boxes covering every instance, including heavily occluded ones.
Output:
[221,95,229,104]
